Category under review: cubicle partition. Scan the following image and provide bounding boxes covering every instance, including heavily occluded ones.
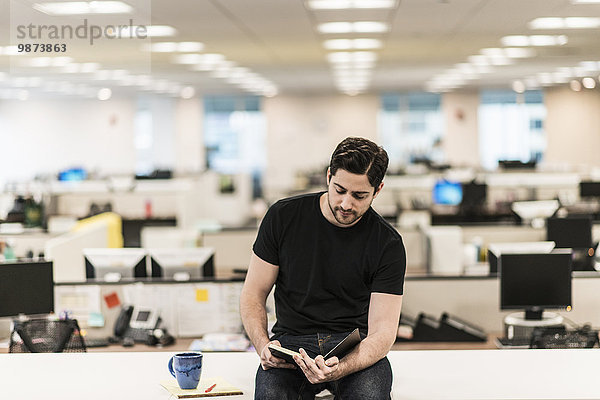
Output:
[402,273,600,332]
[53,278,245,339]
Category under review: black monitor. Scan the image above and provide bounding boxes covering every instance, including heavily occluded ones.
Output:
[461,182,487,206]
[500,251,572,320]
[498,159,536,170]
[0,261,54,318]
[580,181,600,198]
[546,216,595,271]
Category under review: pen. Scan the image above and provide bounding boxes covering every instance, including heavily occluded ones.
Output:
[205,383,217,393]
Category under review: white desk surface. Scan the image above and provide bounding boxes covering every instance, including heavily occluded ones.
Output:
[1,349,599,400]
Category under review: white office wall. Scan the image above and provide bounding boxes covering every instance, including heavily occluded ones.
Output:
[262,94,379,196]
[0,98,136,184]
[544,87,600,170]
[442,91,480,168]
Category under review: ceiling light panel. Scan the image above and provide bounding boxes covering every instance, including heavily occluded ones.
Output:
[327,51,378,63]
[307,0,396,9]
[318,21,388,33]
[529,17,600,29]
[323,38,382,50]
[32,1,133,16]
[501,35,568,47]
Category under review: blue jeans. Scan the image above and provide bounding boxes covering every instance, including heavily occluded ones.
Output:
[254,331,392,400]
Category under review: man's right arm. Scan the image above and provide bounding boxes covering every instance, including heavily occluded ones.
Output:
[240,252,294,369]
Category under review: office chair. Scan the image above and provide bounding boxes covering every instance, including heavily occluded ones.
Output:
[9,319,87,353]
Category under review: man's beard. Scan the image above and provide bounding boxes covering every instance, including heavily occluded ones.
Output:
[327,195,369,225]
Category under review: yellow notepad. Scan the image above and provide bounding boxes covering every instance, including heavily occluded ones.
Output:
[160,376,243,398]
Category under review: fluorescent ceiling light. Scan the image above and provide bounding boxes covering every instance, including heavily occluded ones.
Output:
[318,21,388,34]
[512,80,525,93]
[467,55,489,66]
[582,77,596,89]
[120,25,177,37]
[323,38,382,50]
[529,17,600,29]
[173,53,225,65]
[501,35,568,47]
[571,0,600,3]
[62,62,101,73]
[97,88,112,101]
[327,51,378,63]
[33,1,133,15]
[307,0,396,9]
[579,61,600,71]
[481,47,536,58]
[551,72,570,84]
[0,46,23,55]
[25,56,73,67]
[147,42,204,52]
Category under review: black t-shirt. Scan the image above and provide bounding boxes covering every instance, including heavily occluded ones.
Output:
[253,192,406,335]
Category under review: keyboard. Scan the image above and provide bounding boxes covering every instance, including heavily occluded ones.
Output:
[495,337,531,348]
[531,330,598,349]
[84,337,110,348]
[126,328,151,343]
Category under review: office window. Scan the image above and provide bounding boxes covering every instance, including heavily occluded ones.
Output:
[478,90,546,170]
[378,93,444,170]
[134,96,176,175]
[203,96,266,194]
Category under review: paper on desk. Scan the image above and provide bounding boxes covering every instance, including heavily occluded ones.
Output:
[176,282,244,337]
[54,285,101,325]
[160,376,243,398]
[176,284,221,337]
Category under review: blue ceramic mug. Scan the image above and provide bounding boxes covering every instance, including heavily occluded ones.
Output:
[168,352,203,389]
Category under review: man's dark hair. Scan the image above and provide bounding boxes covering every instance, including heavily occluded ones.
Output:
[329,137,389,191]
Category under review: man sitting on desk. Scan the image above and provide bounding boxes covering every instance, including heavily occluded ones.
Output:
[240,137,406,399]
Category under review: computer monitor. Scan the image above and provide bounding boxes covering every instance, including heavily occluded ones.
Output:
[500,251,572,321]
[148,248,215,280]
[546,216,595,271]
[547,216,592,249]
[432,180,462,206]
[460,182,486,206]
[580,181,600,199]
[84,248,147,281]
[0,261,54,318]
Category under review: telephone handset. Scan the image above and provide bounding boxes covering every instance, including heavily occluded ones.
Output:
[114,305,134,337]
[113,305,161,343]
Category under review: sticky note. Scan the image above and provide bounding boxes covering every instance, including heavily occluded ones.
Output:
[103,292,121,309]
[195,289,209,302]
[88,312,105,327]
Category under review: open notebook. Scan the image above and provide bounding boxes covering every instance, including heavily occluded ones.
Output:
[160,376,243,398]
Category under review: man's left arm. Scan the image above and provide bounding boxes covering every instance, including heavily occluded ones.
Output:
[294,292,403,383]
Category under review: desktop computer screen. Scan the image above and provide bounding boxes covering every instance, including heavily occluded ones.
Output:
[546,216,595,271]
[546,216,593,249]
[0,261,54,318]
[148,248,215,280]
[579,181,600,198]
[84,248,147,281]
[460,182,487,207]
[500,251,572,320]
[432,180,462,206]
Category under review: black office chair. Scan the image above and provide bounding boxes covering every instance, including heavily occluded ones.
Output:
[9,319,87,353]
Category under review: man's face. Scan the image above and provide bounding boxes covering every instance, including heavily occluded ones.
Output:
[326,168,383,227]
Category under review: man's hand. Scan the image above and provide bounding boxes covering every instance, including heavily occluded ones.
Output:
[293,348,340,384]
[259,340,297,370]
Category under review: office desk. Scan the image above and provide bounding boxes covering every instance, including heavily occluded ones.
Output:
[2,349,599,399]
